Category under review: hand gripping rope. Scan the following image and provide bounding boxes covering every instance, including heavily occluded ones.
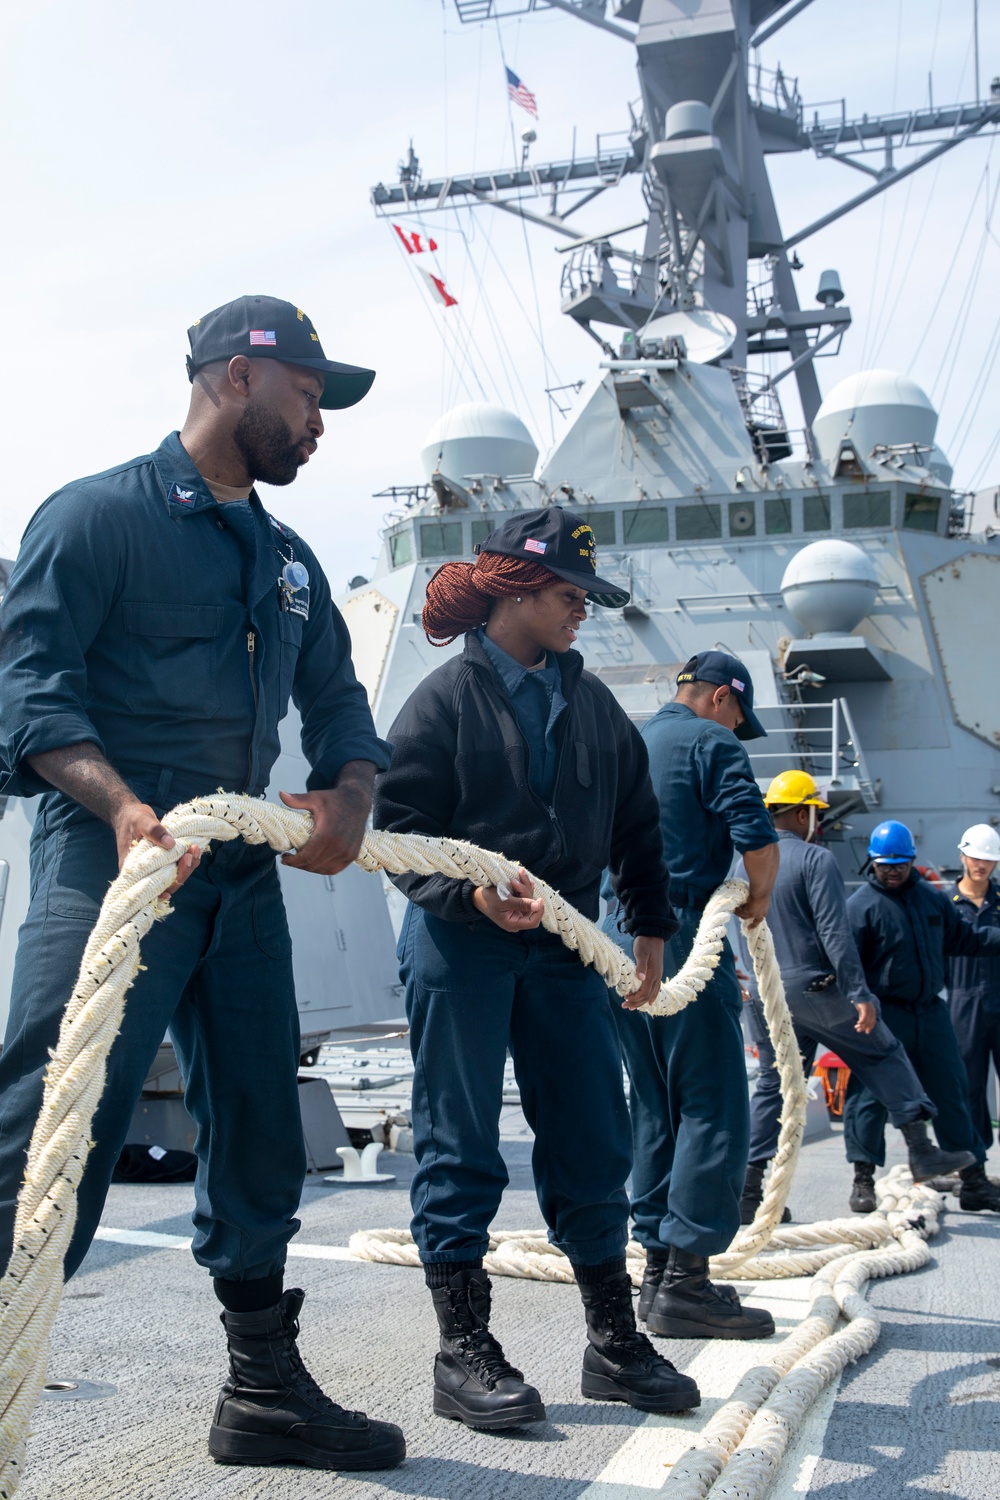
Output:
[0,794,943,1500]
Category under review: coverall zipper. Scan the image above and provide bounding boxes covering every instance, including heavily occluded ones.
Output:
[245,627,258,790]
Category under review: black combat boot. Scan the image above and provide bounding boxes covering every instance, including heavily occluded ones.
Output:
[209,1289,405,1470]
[958,1163,1000,1212]
[899,1120,977,1182]
[739,1163,792,1226]
[849,1162,877,1213]
[646,1247,775,1340]
[579,1271,700,1412]
[430,1269,545,1430]
[637,1250,668,1321]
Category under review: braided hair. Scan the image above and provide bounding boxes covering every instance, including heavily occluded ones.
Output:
[422,552,558,646]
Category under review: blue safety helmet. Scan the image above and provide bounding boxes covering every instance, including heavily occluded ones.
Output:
[867,820,917,864]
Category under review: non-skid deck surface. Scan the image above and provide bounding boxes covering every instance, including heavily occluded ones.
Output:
[20,1120,1000,1499]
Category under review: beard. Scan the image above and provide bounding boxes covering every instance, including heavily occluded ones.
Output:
[232,399,303,486]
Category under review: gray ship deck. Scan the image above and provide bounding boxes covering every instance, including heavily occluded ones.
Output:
[23,1113,1000,1500]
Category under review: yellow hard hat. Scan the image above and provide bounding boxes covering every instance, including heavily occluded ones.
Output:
[764,769,830,809]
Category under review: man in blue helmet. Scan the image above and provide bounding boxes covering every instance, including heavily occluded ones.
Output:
[603,651,779,1341]
[844,820,1000,1213]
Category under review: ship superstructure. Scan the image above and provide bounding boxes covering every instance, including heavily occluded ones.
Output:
[349,0,1000,882]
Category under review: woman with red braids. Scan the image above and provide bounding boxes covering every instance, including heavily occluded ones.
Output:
[373,506,698,1430]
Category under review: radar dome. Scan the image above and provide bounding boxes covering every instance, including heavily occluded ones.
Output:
[812,369,938,467]
[420,403,539,485]
[926,445,953,485]
[781,539,880,635]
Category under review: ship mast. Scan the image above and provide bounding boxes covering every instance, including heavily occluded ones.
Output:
[371,0,1000,432]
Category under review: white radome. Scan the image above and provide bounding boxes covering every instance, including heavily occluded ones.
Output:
[780,539,880,635]
[420,403,539,486]
[812,368,938,467]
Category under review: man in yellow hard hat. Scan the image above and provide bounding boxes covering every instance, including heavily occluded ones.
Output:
[736,770,974,1219]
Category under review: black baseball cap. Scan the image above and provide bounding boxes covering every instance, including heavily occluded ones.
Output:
[186,295,376,410]
[676,650,767,740]
[476,506,629,609]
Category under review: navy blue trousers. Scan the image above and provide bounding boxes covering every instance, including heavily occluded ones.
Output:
[949,993,1000,1150]
[605,908,747,1259]
[842,997,985,1167]
[744,989,934,1165]
[399,905,632,1267]
[0,789,305,1282]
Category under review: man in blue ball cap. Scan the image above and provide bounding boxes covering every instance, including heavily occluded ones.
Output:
[0,295,404,1470]
[603,650,780,1339]
[844,820,1000,1212]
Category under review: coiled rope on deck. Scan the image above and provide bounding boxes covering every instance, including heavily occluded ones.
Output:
[0,793,793,1496]
[0,791,923,1500]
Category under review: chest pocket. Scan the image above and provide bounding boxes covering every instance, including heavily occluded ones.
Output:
[124,602,223,717]
[277,610,304,711]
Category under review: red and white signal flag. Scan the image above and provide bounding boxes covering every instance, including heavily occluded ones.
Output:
[417,266,458,308]
[393,224,439,255]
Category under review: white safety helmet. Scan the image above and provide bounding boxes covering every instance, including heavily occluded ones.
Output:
[958,824,1000,862]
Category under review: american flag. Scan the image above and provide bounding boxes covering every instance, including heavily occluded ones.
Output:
[506,66,538,118]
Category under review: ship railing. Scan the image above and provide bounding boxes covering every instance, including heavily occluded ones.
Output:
[745,698,880,809]
[750,63,803,123]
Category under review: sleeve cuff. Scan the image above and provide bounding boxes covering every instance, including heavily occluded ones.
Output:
[306,737,392,790]
[3,716,105,798]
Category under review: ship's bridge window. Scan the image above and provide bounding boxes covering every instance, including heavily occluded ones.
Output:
[803,493,832,531]
[389,530,413,568]
[728,501,757,537]
[623,506,670,544]
[582,510,617,545]
[471,519,493,551]
[676,502,722,541]
[764,497,792,534]
[419,521,465,558]
[843,490,891,528]
[903,492,941,533]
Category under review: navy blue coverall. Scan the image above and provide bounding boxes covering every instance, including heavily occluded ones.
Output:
[0,432,388,1282]
[947,880,1000,1150]
[736,832,934,1166]
[603,701,777,1258]
[374,631,674,1270]
[842,870,1000,1168]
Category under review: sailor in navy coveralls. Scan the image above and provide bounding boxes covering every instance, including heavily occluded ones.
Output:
[737,775,974,1221]
[844,819,1000,1217]
[0,297,405,1472]
[603,651,780,1340]
[946,825,1000,1154]
[375,507,701,1430]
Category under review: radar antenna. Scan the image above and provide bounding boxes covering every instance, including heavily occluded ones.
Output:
[371,0,1000,430]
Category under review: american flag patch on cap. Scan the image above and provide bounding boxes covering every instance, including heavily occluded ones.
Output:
[524,538,547,554]
[249,330,277,346]
[732,677,745,691]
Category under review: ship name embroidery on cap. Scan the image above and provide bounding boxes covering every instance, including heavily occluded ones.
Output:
[249,330,277,346]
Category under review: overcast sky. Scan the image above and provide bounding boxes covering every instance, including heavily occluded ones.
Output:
[2,0,998,582]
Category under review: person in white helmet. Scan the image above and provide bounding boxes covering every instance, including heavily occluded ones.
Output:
[948,825,1000,1156]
